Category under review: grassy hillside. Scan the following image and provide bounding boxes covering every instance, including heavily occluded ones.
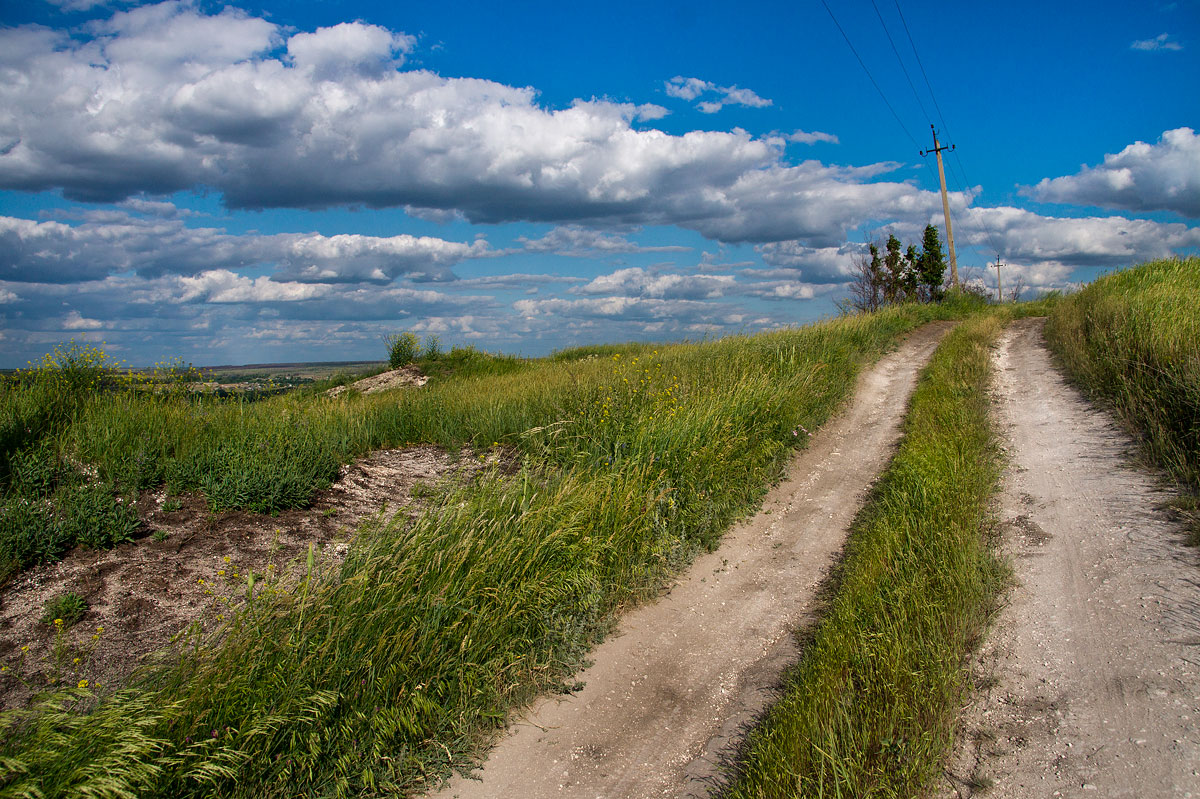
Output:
[0,299,984,798]
[1045,257,1200,493]
[1045,257,1199,543]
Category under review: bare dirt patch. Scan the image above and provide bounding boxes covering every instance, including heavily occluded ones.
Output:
[428,321,953,799]
[0,446,489,710]
[325,364,428,397]
[942,317,1200,798]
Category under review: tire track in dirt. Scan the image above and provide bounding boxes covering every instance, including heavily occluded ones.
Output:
[429,321,954,799]
[943,317,1200,798]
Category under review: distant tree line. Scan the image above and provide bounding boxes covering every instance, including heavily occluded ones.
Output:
[845,224,948,313]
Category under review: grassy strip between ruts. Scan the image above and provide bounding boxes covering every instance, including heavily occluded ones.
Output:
[1043,257,1200,540]
[0,300,987,798]
[726,310,1015,798]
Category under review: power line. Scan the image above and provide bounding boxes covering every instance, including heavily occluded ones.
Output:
[864,0,943,212]
[893,0,951,139]
[818,0,922,151]
[893,0,1009,264]
[869,0,931,126]
[819,0,1005,272]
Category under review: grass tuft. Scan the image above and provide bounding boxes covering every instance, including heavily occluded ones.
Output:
[40,592,88,628]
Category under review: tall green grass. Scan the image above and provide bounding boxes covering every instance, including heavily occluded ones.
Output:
[1044,257,1200,490]
[727,312,1009,798]
[0,300,992,798]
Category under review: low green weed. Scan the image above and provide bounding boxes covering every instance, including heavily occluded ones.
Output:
[40,592,88,628]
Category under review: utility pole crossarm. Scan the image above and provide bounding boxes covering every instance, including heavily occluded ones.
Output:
[920,125,959,287]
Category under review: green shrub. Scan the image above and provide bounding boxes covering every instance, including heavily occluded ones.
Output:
[421,334,442,361]
[383,332,420,369]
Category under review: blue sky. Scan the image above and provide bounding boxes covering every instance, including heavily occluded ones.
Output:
[1,0,1197,367]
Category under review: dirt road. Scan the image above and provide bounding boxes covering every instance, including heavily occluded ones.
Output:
[430,322,953,799]
[944,318,1200,798]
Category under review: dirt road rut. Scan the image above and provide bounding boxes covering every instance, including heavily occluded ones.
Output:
[945,317,1200,798]
[430,322,952,799]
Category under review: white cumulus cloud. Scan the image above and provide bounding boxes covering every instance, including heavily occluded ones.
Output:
[667,76,772,114]
[574,267,737,299]
[959,205,1200,265]
[1025,128,1200,217]
[788,129,839,145]
[0,4,999,249]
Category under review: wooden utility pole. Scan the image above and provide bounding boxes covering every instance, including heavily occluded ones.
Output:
[920,125,959,287]
[992,253,1004,302]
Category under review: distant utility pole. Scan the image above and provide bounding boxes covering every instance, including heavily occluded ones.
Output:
[992,253,1004,302]
[920,125,959,287]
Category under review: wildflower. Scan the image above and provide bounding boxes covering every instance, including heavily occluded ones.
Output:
[20,646,28,653]
[96,626,103,633]
[223,555,231,564]
[54,618,63,627]
[78,679,88,689]
[1,666,6,673]
[73,657,81,665]
[217,570,225,576]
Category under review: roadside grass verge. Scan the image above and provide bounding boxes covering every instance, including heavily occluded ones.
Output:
[0,299,988,797]
[1044,257,1200,540]
[727,311,1009,798]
